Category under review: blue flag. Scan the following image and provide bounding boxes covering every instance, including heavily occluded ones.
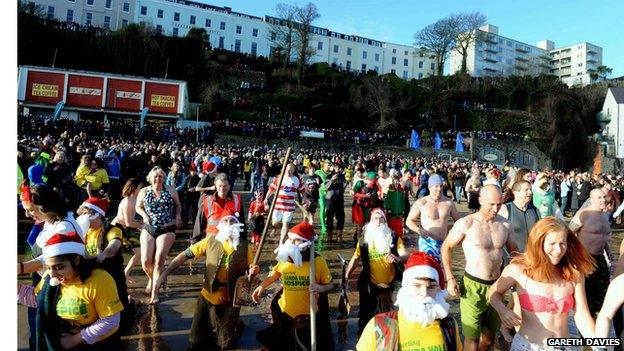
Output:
[434,132,442,150]
[455,133,465,152]
[52,101,65,122]
[410,130,420,149]
[140,107,149,128]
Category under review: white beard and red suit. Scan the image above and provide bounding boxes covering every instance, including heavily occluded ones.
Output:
[258,221,334,351]
[362,216,394,255]
[395,252,451,327]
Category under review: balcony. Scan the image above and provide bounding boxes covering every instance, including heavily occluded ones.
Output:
[484,46,500,53]
[539,63,551,69]
[483,56,499,63]
[483,66,498,72]
[515,56,529,62]
[484,35,498,44]
[588,48,598,54]
[587,57,598,63]
[515,46,529,53]
[515,64,528,71]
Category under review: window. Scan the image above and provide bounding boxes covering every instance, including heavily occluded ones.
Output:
[157,9,163,18]
[122,2,129,12]
[317,41,323,50]
[430,62,435,70]
[122,19,128,27]
[578,63,583,67]
[205,18,211,27]
[156,25,162,34]
[86,0,94,5]
[392,48,396,54]
[362,51,367,59]
[234,39,241,52]
[174,12,179,21]
[403,71,408,79]
[333,45,339,53]
[506,58,512,65]
[66,9,73,22]
[391,69,396,74]
[46,6,54,19]
[219,37,224,49]
[375,53,379,62]
[391,57,396,65]
[68,0,74,2]
[220,21,225,30]
[346,61,351,71]
[251,42,257,56]
[418,73,423,79]
[418,61,423,68]
[347,48,352,56]
[236,25,242,34]
[252,28,258,37]
[105,0,111,9]
[404,50,408,55]
[507,40,512,47]
[85,12,92,26]
[173,28,178,36]
[190,15,195,25]
[270,32,276,41]
[361,64,366,72]
[103,16,111,28]
[403,59,408,66]
[140,6,147,15]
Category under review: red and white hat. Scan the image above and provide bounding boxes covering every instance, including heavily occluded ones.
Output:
[287,221,315,242]
[403,252,446,290]
[81,197,109,217]
[202,161,218,174]
[370,207,386,221]
[42,231,86,259]
[219,209,240,224]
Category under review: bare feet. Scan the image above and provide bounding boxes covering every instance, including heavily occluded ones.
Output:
[149,295,160,304]
[145,279,152,295]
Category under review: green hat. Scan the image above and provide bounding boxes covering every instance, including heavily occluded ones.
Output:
[366,171,377,180]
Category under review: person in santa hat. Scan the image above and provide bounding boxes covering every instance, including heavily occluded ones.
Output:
[356,252,461,351]
[18,231,124,350]
[346,207,408,335]
[76,196,129,313]
[153,210,259,350]
[252,220,335,351]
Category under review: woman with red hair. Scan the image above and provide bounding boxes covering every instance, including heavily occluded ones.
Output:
[489,217,596,350]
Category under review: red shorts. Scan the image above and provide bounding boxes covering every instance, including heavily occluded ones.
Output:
[387,217,404,238]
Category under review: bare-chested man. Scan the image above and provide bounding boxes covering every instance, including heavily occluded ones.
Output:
[569,187,612,317]
[406,174,460,263]
[465,166,482,213]
[442,184,517,351]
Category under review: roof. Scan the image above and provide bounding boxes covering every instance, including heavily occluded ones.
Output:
[610,87,624,104]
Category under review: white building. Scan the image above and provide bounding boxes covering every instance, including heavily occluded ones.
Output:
[598,87,624,158]
[545,41,603,87]
[450,24,551,78]
[29,0,136,31]
[27,0,437,80]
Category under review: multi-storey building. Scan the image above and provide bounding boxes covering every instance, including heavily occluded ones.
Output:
[27,0,437,80]
[450,24,604,87]
[30,0,136,30]
[450,25,551,78]
[544,41,603,87]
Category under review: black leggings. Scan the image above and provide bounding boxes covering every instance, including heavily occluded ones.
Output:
[325,199,345,232]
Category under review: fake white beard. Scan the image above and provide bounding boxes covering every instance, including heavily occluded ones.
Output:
[76,213,98,237]
[275,239,312,267]
[395,287,450,327]
[49,277,62,286]
[363,223,393,254]
[215,222,243,249]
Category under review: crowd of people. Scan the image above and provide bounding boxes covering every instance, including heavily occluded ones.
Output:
[15,118,624,351]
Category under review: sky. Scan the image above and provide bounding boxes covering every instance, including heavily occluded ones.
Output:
[210,0,623,77]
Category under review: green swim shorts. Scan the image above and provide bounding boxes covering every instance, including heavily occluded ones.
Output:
[459,271,501,340]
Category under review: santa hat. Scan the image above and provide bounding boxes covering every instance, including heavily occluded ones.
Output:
[219,209,240,224]
[42,231,85,259]
[402,252,446,290]
[202,161,218,174]
[20,184,32,204]
[287,221,315,242]
[81,197,108,217]
[370,207,386,221]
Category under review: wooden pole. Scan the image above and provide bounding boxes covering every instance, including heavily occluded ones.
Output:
[309,237,317,351]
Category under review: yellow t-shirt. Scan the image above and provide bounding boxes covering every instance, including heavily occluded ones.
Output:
[36,269,124,338]
[356,310,462,351]
[84,226,123,257]
[354,237,405,285]
[84,169,110,190]
[74,164,91,186]
[303,158,310,168]
[273,256,332,318]
[188,238,253,305]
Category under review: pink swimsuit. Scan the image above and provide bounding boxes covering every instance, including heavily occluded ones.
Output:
[518,278,575,314]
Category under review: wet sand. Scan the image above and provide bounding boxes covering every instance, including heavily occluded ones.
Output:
[17,183,624,350]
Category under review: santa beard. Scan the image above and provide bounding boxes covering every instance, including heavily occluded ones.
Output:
[395,286,450,327]
[215,222,243,249]
[363,223,393,254]
[276,239,312,267]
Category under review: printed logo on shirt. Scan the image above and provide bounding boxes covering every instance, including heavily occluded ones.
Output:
[281,272,310,291]
[56,297,88,317]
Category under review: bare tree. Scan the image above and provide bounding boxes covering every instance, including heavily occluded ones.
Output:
[294,2,320,84]
[414,16,460,76]
[357,76,410,131]
[268,3,297,68]
[452,12,487,74]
